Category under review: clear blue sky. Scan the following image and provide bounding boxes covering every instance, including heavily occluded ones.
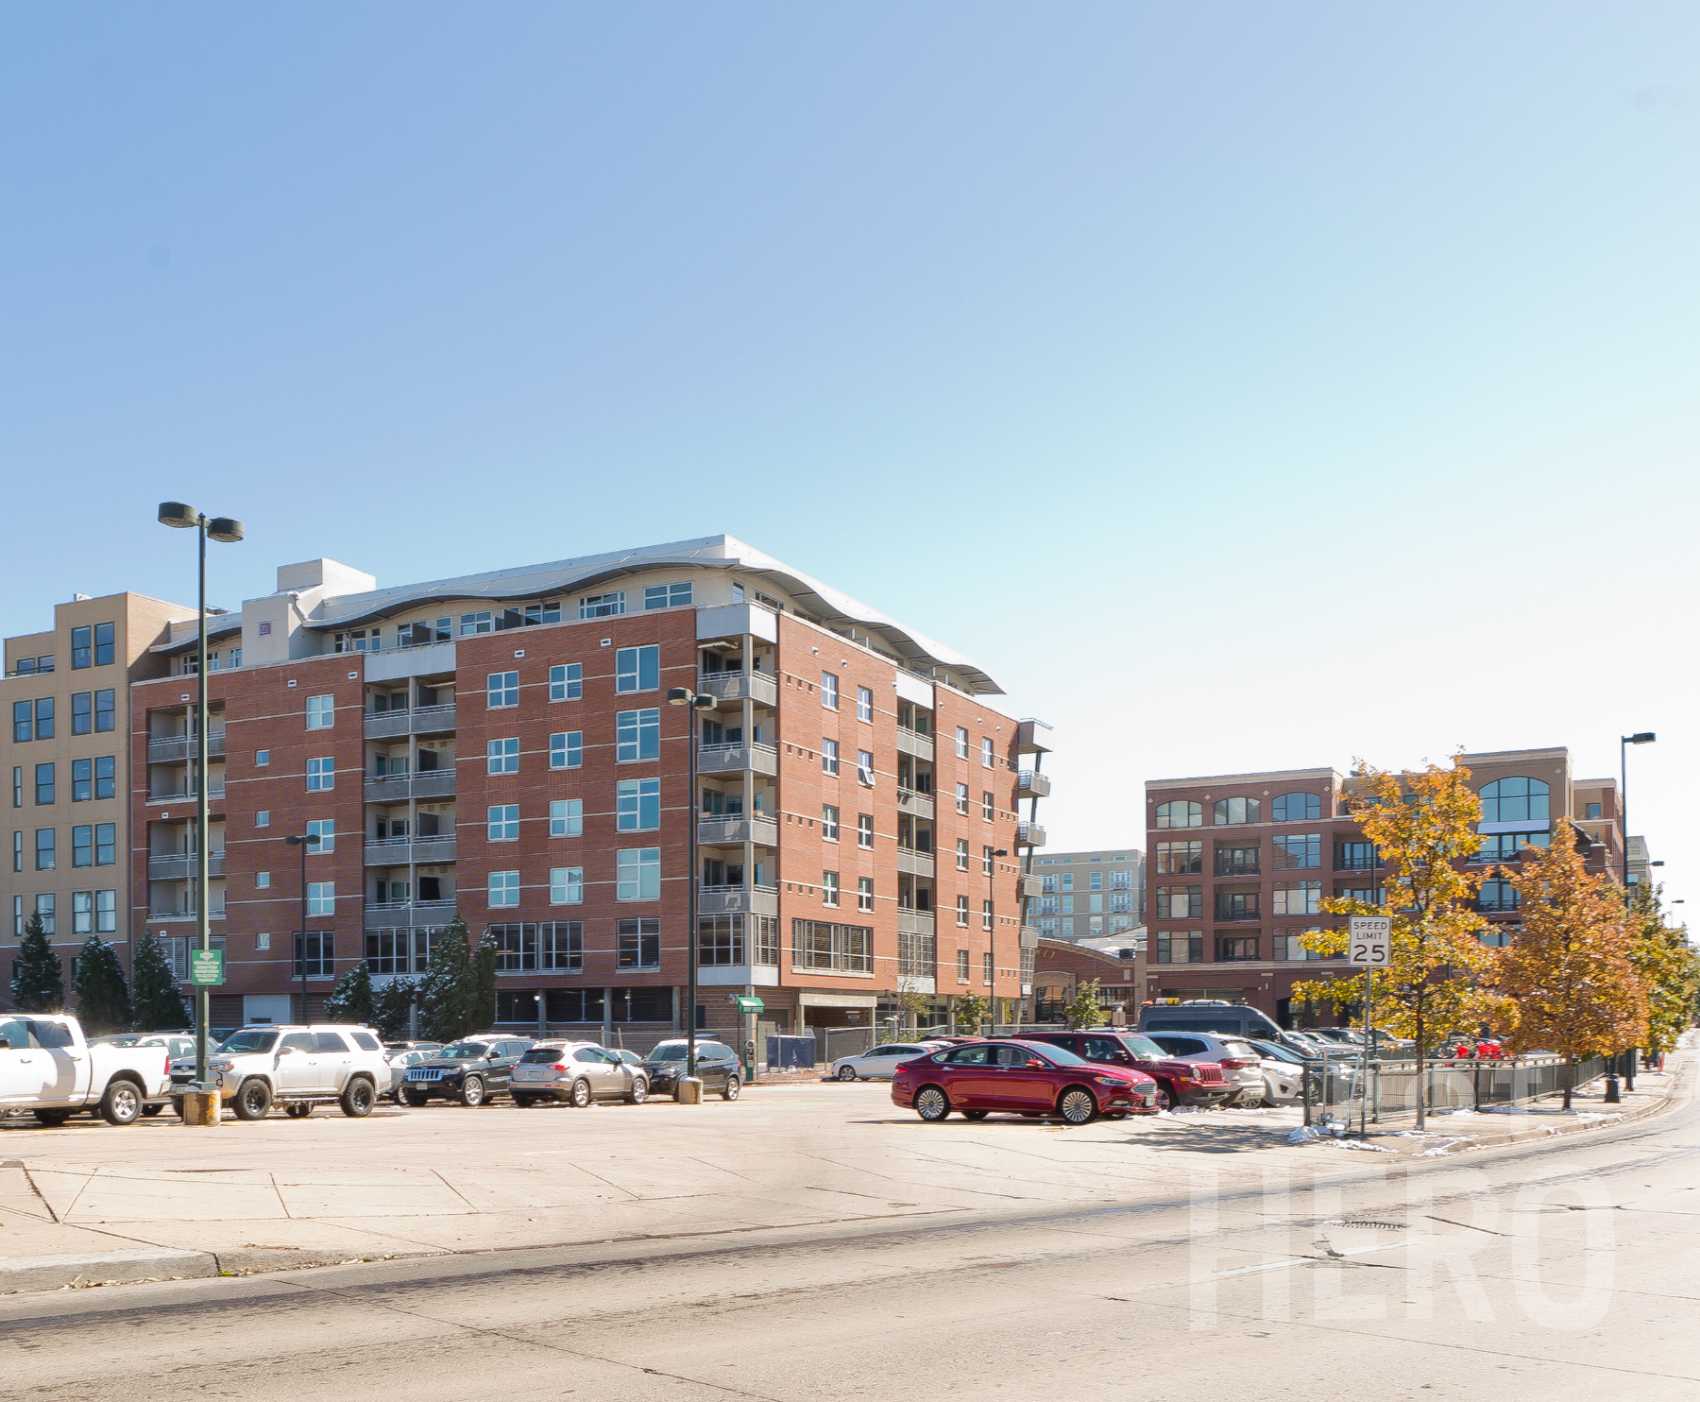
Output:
[1,5,1693,915]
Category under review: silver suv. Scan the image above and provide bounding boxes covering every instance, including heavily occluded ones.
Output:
[509,1041,649,1107]
[173,1025,390,1120]
[1145,1032,1268,1107]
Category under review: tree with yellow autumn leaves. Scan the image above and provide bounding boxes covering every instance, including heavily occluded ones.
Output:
[1496,825,1647,1108]
[1625,882,1700,1063]
[1296,758,1508,1129]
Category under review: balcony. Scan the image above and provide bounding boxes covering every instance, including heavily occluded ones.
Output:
[146,783,225,805]
[148,851,226,881]
[895,786,935,820]
[363,899,457,932]
[696,669,778,706]
[148,729,226,762]
[698,742,779,777]
[898,909,936,937]
[364,768,456,803]
[896,846,936,878]
[364,834,457,867]
[1213,907,1262,923]
[1016,719,1053,754]
[147,904,226,924]
[1016,821,1047,848]
[1020,873,1044,899]
[363,703,457,740]
[1016,769,1052,799]
[697,814,779,847]
[895,727,935,763]
[698,884,778,917]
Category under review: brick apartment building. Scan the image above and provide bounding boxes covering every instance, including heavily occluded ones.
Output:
[1144,748,1627,1026]
[59,535,1054,1045]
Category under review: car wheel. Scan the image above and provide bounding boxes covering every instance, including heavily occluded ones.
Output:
[459,1076,485,1107]
[836,1064,858,1081]
[569,1078,592,1108]
[1153,1085,1174,1112]
[962,1109,989,1121]
[142,1103,164,1118]
[1057,1087,1097,1126]
[403,1088,429,1108]
[32,1108,71,1127]
[722,1075,740,1102]
[284,1102,313,1119]
[339,1078,375,1118]
[626,1077,648,1105]
[914,1085,951,1122]
[100,1079,144,1126]
[232,1079,272,1121]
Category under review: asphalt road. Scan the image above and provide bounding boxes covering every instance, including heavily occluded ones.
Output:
[2,1072,1695,1402]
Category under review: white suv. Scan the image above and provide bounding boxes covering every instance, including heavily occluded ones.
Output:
[174,1025,389,1121]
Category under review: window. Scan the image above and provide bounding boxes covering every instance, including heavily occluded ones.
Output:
[955,895,969,926]
[579,591,625,619]
[821,738,839,775]
[34,763,53,805]
[549,663,583,702]
[95,822,115,866]
[981,900,993,931]
[821,804,839,841]
[981,791,994,822]
[1109,891,1135,913]
[550,798,583,838]
[1212,796,1261,826]
[1155,885,1201,919]
[91,621,114,666]
[1155,840,1203,875]
[255,809,270,829]
[857,877,874,913]
[486,671,519,708]
[644,582,692,610]
[72,890,94,935]
[1479,776,1551,824]
[92,689,113,732]
[35,893,55,935]
[858,750,875,786]
[1155,932,1203,964]
[821,870,840,907]
[487,871,520,908]
[695,916,739,967]
[1215,890,1260,921]
[983,951,994,982]
[615,709,658,763]
[982,844,995,876]
[71,692,92,735]
[1216,935,1260,962]
[12,700,30,742]
[1272,791,1321,822]
[71,624,93,668]
[617,847,661,902]
[255,749,270,768]
[617,917,660,970]
[1214,843,1259,876]
[791,919,872,974]
[549,731,583,770]
[550,867,584,905]
[35,828,55,870]
[617,779,660,832]
[38,697,54,739]
[956,949,970,981]
[256,871,272,890]
[1272,833,1321,869]
[1336,840,1376,870]
[955,839,970,871]
[857,813,874,849]
[305,694,335,730]
[541,921,583,972]
[1277,933,1329,961]
[615,645,659,694]
[1273,881,1322,916]
[980,736,995,769]
[487,738,519,774]
[304,818,335,854]
[1584,801,1602,820]
[954,727,969,760]
[9,767,17,807]
[820,672,838,710]
[306,756,335,791]
[457,611,494,637]
[1476,830,1550,862]
[856,687,873,724]
[1336,883,1385,905]
[294,932,335,979]
[307,882,335,916]
[1478,879,1521,912]
[954,783,969,815]
[1155,801,1202,829]
[488,804,520,841]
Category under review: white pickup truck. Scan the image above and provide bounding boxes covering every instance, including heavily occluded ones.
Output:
[0,1012,173,1127]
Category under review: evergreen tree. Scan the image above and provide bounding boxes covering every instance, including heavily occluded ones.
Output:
[373,977,417,1041]
[472,927,500,1031]
[9,914,65,1013]
[417,919,477,1042]
[132,931,191,1029]
[72,936,132,1034]
[323,962,376,1026]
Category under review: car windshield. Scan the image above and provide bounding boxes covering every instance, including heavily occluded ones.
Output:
[1118,1034,1167,1059]
[520,1047,567,1063]
[1021,1041,1086,1066]
[220,1030,278,1054]
[1253,1040,1305,1064]
[1222,1040,1258,1059]
[439,1042,490,1059]
[647,1043,687,1061]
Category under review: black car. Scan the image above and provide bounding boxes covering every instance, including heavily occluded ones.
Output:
[641,1038,742,1101]
[402,1036,533,1106]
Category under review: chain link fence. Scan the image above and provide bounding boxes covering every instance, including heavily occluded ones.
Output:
[1302,1054,1610,1127]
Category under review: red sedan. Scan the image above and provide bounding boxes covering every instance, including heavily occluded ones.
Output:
[890,1038,1157,1125]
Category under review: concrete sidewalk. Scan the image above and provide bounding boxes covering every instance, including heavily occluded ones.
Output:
[0,1053,1687,1297]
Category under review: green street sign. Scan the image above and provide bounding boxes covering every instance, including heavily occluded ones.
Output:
[730,995,765,1014]
[189,947,225,987]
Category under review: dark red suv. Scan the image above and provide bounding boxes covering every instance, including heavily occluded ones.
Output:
[1020,1030,1233,1111]
[891,1038,1156,1125]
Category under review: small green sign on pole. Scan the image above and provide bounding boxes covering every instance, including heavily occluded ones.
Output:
[730,995,764,1014]
[189,947,225,987]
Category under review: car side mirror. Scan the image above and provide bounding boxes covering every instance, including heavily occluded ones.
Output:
[0,1038,10,1050]
[1025,1058,1044,1069]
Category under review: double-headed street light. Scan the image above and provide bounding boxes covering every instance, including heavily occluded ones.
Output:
[284,833,321,1021]
[157,503,244,1115]
[667,685,718,1087]
[987,847,1008,1035]
[1609,731,1656,1101]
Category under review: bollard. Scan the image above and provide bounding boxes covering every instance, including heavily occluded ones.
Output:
[180,1090,221,1126]
[676,1076,703,1105]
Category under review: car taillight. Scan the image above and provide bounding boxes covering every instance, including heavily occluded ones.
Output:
[1220,1058,1255,1069]
[551,1063,567,1071]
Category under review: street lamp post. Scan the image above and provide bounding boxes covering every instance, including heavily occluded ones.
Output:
[1609,731,1656,1101]
[666,686,717,1089]
[986,847,1008,1035]
[157,503,243,1120]
[284,833,319,1021]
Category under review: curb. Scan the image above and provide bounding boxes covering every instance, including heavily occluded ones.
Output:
[0,1243,444,1298]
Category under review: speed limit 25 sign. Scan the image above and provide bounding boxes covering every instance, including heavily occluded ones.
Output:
[1348,916,1391,966]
